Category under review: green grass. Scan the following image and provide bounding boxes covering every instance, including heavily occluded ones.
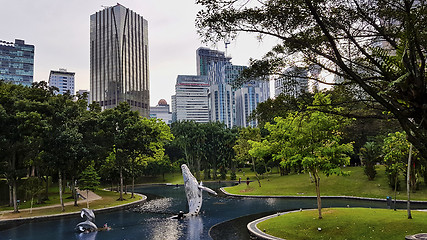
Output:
[224,165,427,201]
[0,189,143,220]
[258,208,427,240]
[0,186,75,212]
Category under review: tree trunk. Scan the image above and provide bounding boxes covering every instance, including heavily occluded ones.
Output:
[9,185,13,207]
[58,169,64,212]
[196,158,201,180]
[72,176,78,207]
[119,167,123,201]
[407,144,413,219]
[45,175,49,200]
[213,165,217,180]
[314,171,322,219]
[30,197,34,214]
[12,179,18,213]
[394,172,398,211]
[86,189,89,208]
[252,158,262,187]
[131,176,135,198]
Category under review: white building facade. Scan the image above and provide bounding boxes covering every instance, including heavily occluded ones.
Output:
[48,68,75,95]
[172,75,209,123]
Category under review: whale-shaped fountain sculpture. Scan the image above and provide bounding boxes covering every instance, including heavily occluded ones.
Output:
[76,208,97,232]
[181,164,217,216]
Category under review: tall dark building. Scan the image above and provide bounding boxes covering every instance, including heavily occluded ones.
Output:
[0,39,34,86]
[90,3,149,117]
[196,47,231,76]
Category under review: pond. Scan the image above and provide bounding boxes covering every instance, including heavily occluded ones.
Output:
[1,182,424,240]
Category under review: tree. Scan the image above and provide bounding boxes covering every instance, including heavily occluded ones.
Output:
[359,141,381,180]
[171,121,205,180]
[41,93,84,211]
[382,131,418,213]
[21,177,44,213]
[0,81,50,212]
[196,0,427,162]
[100,103,139,201]
[264,93,353,219]
[79,163,100,208]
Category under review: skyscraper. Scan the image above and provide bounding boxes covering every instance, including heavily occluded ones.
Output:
[0,39,34,87]
[235,80,270,127]
[172,75,209,123]
[48,68,75,95]
[196,47,231,76]
[90,3,149,117]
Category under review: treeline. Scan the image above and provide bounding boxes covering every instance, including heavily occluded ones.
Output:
[0,81,172,212]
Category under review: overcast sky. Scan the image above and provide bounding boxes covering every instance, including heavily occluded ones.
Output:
[1,0,276,105]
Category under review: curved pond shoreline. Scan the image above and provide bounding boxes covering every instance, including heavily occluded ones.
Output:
[0,192,147,231]
[219,187,427,203]
[219,187,427,240]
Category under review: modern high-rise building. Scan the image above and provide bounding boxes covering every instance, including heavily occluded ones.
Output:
[235,80,270,127]
[90,3,149,117]
[275,66,309,97]
[196,47,231,76]
[48,68,75,95]
[0,39,34,86]
[172,75,209,123]
[207,62,237,128]
[150,99,172,125]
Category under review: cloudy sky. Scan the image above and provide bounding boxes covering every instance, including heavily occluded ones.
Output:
[1,0,276,105]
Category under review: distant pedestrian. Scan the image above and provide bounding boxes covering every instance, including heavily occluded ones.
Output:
[246,177,250,186]
[239,177,241,184]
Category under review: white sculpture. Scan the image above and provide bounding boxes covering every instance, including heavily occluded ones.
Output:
[181,164,217,215]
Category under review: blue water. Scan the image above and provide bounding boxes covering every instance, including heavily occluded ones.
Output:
[1,182,425,240]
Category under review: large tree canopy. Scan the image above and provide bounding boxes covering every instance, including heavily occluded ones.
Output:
[196,0,427,159]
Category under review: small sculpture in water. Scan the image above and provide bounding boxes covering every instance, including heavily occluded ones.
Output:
[76,208,111,233]
[181,164,217,216]
[76,208,97,233]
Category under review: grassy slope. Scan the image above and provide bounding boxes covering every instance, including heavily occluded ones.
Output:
[224,165,427,201]
[258,208,427,240]
[0,189,142,220]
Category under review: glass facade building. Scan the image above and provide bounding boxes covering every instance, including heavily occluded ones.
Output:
[196,47,231,76]
[48,68,75,95]
[235,80,270,127]
[90,3,149,117]
[0,39,34,86]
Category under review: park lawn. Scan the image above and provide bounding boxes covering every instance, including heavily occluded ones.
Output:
[136,167,261,185]
[0,185,75,212]
[0,189,143,220]
[257,208,427,240]
[224,165,427,201]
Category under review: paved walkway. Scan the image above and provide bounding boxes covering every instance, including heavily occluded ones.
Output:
[0,188,101,216]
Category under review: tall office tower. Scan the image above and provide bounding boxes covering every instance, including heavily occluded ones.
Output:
[235,80,270,127]
[207,62,238,128]
[48,68,75,95]
[90,3,149,117]
[0,39,34,86]
[150,99,172,125]
[196,47,231,76]
[274,66,309,97]
[171,75,209,123]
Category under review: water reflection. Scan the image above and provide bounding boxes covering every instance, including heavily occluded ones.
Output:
[146,217,183,240]
[75,231,97,240]
[187,216,203,240]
